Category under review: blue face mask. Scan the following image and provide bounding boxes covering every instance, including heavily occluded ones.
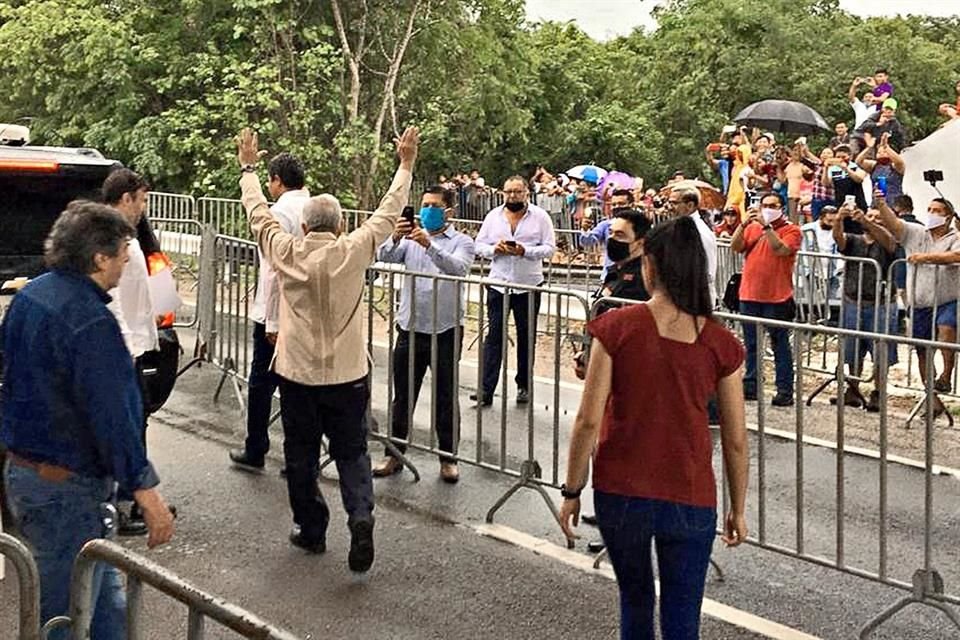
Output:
[419,205,446,232]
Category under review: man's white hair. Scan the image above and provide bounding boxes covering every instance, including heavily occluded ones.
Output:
[301,194,343,233]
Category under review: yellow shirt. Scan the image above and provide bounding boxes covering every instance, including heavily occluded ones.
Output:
[240,167,412,385]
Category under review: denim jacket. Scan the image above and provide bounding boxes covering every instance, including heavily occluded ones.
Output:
[1,270,158,494]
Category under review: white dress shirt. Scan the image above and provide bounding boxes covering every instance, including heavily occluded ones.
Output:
[475,203,556,292]
[250,188,309,332]
[109,238,158,359]
[691,212,718,305]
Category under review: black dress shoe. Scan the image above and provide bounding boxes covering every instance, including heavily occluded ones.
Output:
[771,393,795,407]
[348,519,375,573]
[229,449,265,474]
[289,527,325,554]
[516,388,530,404]
[587,540,606,553]
[581,513,598,526]
[469,392,493,407]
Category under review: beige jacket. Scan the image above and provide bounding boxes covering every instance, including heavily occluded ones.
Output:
[240,167,412,385]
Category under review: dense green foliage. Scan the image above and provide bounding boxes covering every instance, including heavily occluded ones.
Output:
[0,0,957,204]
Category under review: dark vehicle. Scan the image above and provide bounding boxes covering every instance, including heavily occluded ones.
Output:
[0,126,179,526]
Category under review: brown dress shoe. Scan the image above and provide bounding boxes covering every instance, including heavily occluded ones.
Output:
[372,457,403,478]
[440,462,460,484]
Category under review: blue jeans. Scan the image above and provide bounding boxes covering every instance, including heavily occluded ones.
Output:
[842,302,899,369]
[595,492,716,640]
[4,461,125,640]
[740,300,795,396]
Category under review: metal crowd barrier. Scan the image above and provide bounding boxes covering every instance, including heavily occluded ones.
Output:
[365,264,590,542]
[0,532,41,640]
[728,311,960,638]
[38,539,301,639]
[580,297,960,638]
[148,192,197,223]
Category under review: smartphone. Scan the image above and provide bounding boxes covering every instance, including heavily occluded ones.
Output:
[875,176,888,196]
[505,240,518,248]
[401,205,415,224]
[844,195,857,208]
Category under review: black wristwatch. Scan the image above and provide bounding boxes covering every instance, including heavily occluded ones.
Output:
[560,484,583,499]
[240,164,258,174]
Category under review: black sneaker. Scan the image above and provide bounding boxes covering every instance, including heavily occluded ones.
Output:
[289,526,325,554]
[934,378,952,393]
[348,518,375,573]
[771,393,795,407]
[516,388,530,405]
[229,449,265,474]
[469,392,493,407]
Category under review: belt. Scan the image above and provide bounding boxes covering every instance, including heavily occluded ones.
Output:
[7,452,74,483]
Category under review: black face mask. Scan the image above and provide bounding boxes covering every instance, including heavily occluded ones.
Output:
[606,238,632,263]
[504,201,525,213]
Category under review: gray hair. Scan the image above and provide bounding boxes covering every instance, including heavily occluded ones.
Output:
[672,186,700,207]
[44,200,134,274]
[301,194,343,233]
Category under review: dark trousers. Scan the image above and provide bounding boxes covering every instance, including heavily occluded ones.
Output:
[388,327,463,463]
[245,322,279,461]
[596,492,716,640]
[740,300,795,397]
[481,286,542,396]
[278,375,374,543]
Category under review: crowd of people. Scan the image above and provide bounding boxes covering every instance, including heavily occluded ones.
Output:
[2,68,957,640]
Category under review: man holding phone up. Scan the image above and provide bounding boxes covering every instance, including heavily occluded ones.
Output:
[473,175,556,406]
[731,192,802,407]
[373,187,475,482]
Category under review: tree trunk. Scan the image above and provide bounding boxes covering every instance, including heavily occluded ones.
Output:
[361,0,422,207]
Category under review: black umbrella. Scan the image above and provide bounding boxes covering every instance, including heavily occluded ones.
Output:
[733,99,829,135]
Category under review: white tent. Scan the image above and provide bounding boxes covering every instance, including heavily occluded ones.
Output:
[901,119,960,211]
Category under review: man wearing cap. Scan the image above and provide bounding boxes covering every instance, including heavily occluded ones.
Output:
[857,98,907,152]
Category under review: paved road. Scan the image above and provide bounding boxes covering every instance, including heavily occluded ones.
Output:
[158,340,960,639]
[4,331,960,638]
[2,421,770,639]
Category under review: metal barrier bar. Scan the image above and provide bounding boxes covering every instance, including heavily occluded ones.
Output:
[66,539,301,639]
[0,532,42,640]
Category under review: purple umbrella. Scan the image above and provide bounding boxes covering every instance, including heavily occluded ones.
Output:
[596,171,636,194]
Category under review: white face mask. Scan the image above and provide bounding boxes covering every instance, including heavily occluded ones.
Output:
[926,213,947,230]
[761,207,782,224]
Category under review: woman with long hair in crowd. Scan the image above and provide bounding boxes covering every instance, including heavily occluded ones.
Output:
[560,216,749,640]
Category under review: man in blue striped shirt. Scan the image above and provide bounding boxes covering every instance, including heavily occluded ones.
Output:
[373,186,475,483]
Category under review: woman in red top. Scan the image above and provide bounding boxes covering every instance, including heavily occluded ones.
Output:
[560,216,749,640]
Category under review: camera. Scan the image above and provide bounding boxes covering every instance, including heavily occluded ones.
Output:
[924,170,944,184]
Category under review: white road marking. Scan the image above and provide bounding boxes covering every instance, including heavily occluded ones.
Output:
[473,523,824,640]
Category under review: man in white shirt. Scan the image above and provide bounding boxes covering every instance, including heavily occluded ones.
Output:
[668,187,718,306]
[472,175,556,406]
[103,168,162,536]
[229,153,309,472]
[848,76,879,132]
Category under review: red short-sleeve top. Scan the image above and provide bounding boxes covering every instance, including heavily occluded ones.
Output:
[586,304,745,508]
